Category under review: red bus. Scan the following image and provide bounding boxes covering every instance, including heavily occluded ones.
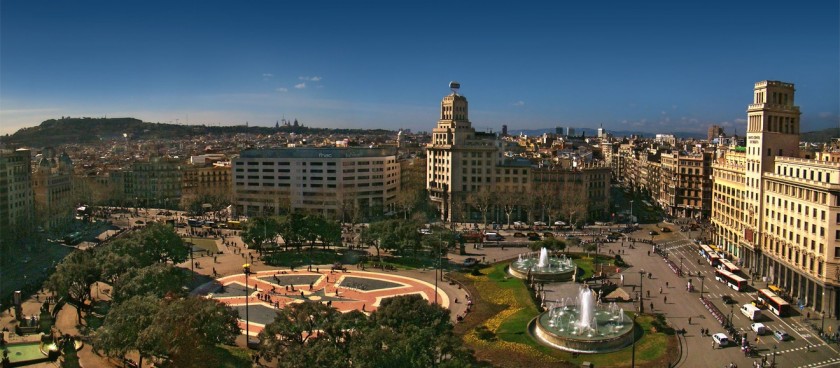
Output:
[699,244,721,267]
[718,259,741,273]
[714,269,748,291]
[757,288,791,317]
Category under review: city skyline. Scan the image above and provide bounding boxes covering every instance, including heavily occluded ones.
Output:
[1,1,838,137]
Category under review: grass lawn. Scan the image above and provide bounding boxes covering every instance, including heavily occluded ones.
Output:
[453,261,676,368]
[184,237,219,254]
[210,345,252,367]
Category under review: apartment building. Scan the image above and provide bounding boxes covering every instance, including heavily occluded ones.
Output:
[232,148,400,219]
[0,148,34,242]
[711,80,838,318]
[32,149,74,230]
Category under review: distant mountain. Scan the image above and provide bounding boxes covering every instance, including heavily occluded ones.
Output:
[800,127,840,143]
[0,117,396,147]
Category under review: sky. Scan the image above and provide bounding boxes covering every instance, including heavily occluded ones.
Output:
[2,1,838,136]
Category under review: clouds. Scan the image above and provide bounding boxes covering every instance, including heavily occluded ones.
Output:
[513,100,525,107]
[299,76,321,82]
[294,83,307,89]
[275,87,288,92]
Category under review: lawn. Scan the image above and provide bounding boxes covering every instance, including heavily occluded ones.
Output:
[184,237,219,255]
[453,260,676,368]
[263,249,367,268]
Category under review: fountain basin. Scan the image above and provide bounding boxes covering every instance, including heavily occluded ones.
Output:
[530,307,635,353]
[508,249,576,282]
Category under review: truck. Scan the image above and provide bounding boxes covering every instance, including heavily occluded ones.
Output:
[741,303,762,321]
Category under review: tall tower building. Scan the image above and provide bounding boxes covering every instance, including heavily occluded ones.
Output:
[743,81,801,270]
[427,82,500,221]
[0,149,34,243]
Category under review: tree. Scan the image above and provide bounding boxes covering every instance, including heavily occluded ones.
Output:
[138,297,240,367]
[466,187,494,228]
[46,249,100,324]
[528,237,566,252]
[498,189,522,229]
[135,222,188,264]
[241,216,280,253]
[259,301,353,368]
[95,295,160,368]
[111,263,187,304]
[95,238,142,285]
[259,296,474,368]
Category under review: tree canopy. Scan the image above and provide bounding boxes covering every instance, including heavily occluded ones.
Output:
[259,295,474,368]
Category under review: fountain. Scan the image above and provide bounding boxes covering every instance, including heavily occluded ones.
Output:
[530,287,636,353]
[508,247,576,282]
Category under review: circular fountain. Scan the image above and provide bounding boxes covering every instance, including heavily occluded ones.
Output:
[531,287,635,353]
[508,247,576,282]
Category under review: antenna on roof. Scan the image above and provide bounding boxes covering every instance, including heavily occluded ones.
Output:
[449,81,460,94]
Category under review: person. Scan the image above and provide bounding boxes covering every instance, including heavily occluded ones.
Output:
[666,281,669,288]
[650,302,653,311]
[688,317,691,325]
[664,296,667,304]
[659,287,663,294]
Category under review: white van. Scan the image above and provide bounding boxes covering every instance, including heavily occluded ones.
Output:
[741,304,762,321]
[485,232,503,241]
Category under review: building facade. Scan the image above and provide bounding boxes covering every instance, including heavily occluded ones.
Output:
[32,149,74,230]
[0,149,34,242]
[711,81,838,319]
[232,148,400,219]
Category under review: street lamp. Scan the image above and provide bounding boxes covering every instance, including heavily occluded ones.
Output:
[772,345,777,367]
[630,313,638,367]
[639,269,645,313]
[698,274,705,299]
[679,256,684,276]
[243,263,252,345]
[630,200,634,225]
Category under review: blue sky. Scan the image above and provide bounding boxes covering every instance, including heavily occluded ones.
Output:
[2,1,838,136]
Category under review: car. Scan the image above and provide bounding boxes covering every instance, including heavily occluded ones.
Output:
[513,232,526,238]
[534,221,547,227]
[513,221,527,228]
[773,330,790,341]
[565,235,579,241]
[712,333,730,346]
[418,228,432,235]
[554,221,567,226]
[660,227,671,233]
[463,257,478,267]
[543,232,554,238]
[750,323,768,335]
[722,295,735,304]
[648,230,658,236]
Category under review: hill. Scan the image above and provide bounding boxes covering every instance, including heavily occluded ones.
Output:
[1,117,396,147]
[800,127,840,143]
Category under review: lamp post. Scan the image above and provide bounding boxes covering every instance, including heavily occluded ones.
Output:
[679,256,684,276]
[772,344,777,367]
[243,263,252,344]
[631,313,638,367]
[630,200,634,225]
[639,269,645,313]
[699,274,705,298]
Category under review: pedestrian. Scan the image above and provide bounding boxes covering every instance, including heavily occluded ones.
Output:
[659,287,662,294]
[712,341,715,349]
[664,296,667,304]
[666,281,669,288]
[650,302,653,311]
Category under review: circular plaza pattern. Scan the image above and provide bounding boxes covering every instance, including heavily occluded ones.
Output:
[206,269,449,336]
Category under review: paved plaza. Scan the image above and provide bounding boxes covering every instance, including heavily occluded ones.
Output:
[203,269,449,336]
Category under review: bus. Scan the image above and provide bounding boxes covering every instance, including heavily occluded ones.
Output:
[699,244,721,267]
[187,218,202,227]
[718,259,741,273]
[227,220,242,229]
[64,232,83,245]
[757,288,791,317]
[714,269,748,291]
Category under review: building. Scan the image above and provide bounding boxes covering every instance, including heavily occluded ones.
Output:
[111,156,183,209]
[232,147,400,219]
[708,125,724,142]
[426,82,610,224]
[0,149,34,242]
[32,148,74,230]
[660,148,713,219]
[427,82,503,222]
[711,80,839,319]
[181,160,232,210]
